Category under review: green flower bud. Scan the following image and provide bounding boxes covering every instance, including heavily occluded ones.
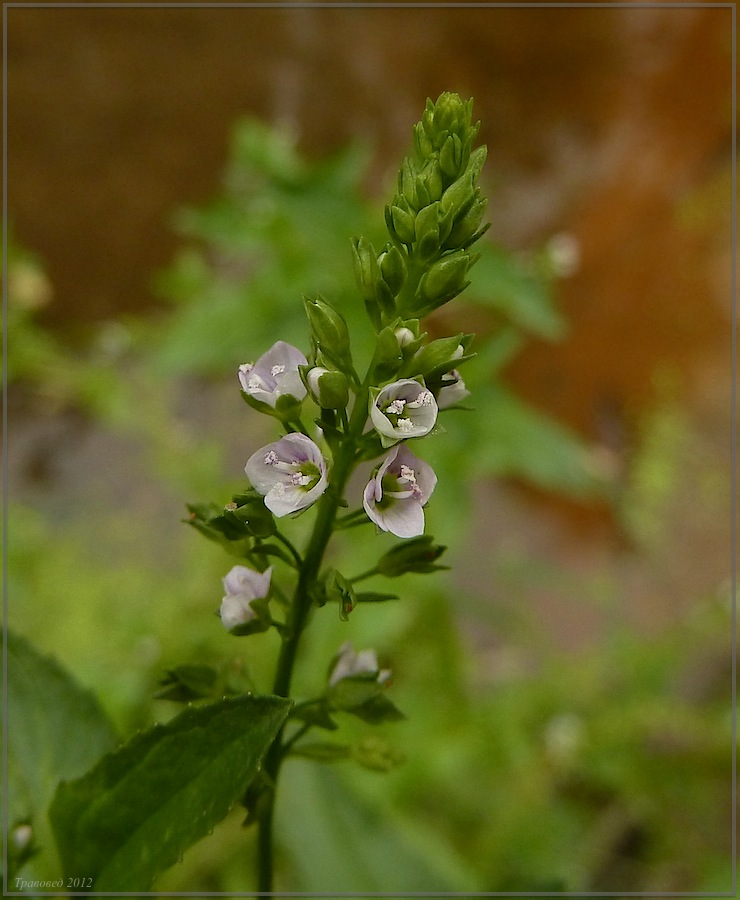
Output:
[351,236,396,328]
[387,203,416,245]
[306,366,349,410]
[401,333,474,382]
[351,236,380,301]
[412,121,434,161]
[466,144,488,182]
[414,201,441,262]
[418,158,444,204]
[447,200,489,250]
[440,172,476,218]
[398,158,418,208]
[439,133,465,179]
[413,251,472,314]
[370,325,403,382]
[376,535,447,577]
[304,295,353,373]
[378,244,407,297]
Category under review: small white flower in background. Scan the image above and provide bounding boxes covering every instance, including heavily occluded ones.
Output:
[363,444,437,538]
[220,564,272,630]
[329,641,391,687]
[245,433,328,517]
[545,231,580,279]
[436,368,470,409]
[370,378,438,446]
[238,340,307,408]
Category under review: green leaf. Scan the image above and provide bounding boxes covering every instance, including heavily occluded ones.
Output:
[6,631,119,876]
[155,664,224,702]
[278,762,481,892]
[49,693,291,891]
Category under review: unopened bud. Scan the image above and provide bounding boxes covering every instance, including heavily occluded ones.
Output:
[414,201,441,261]
[439,133,465,179]
[378,244,407,296]
[403,334,473,382]
[306,366,349,410]
[304,295,353,373]
[394,326,416,348]
[414,251,472,313]
[376,535,447,577]
[387,204,416,245]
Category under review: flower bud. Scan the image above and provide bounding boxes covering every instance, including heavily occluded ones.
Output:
[440,172,476,219]
[415,251,472,313]
[370,326,404,382]
[386,203,416,245]
[351,237,396,329]
[378,244,407,297]
[439,133,465,179]
[303,295,353,374]
[402,333,473,382]
[414,201,441,262]
[444,197,489,250]
[306,366,349,410]
[376,535,447,576]
[394,326,416,348]
[323,569,356,621]
[417,158,444,204]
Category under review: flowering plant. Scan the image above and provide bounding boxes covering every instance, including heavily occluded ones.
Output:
[47,92,490,893]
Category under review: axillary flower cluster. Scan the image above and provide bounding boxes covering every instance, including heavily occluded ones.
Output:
[185,90,490,894]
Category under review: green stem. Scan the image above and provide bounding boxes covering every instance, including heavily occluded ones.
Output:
[256,382,370,893]
[349,567,379,585]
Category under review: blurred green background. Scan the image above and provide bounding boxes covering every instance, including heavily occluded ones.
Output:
[5,5,734,895]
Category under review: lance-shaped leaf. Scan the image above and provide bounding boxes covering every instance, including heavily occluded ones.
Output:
[49,694,291,892]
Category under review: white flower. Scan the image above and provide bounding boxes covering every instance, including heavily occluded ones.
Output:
[245,433,328,517]
[437,368,470,409]
[370,378,438,446]
[329,641,391,687]
[238,340,307,408]
[219,564,272,630]
[363,444,437,538]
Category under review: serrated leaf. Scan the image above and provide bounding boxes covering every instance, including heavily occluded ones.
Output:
[49,694,291,891]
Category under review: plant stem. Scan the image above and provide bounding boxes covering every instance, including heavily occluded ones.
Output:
[256,384,369,893]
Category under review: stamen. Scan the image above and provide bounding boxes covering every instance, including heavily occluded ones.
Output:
[407,390,434,408]
[386,399,406,416]
[397,418,415,433]
[291,472,311,486]
[399,464,417,483]
[271,364,286,376]
[264,450,279,465]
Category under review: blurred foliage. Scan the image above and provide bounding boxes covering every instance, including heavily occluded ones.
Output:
[5,118,732,893]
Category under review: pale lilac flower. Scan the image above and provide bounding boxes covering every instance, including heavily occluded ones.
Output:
[238,340,307,408]
[329,641,391,688]
[245,433,328,517]
[436,369,470,409]
[219,564,272,630]
[370,378,438,446]
[363,444,437,538]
